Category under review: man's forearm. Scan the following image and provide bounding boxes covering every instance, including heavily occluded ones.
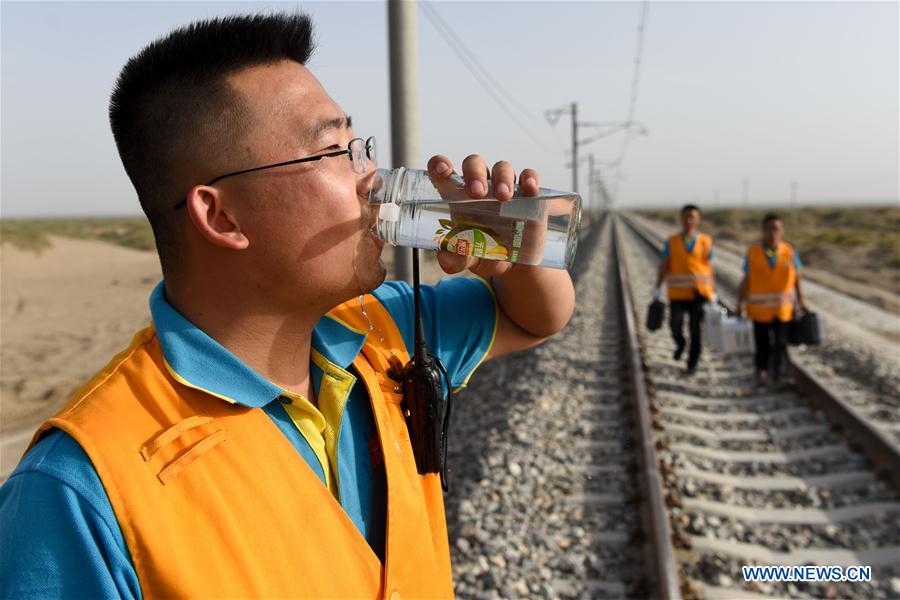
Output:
[490,265,575,339]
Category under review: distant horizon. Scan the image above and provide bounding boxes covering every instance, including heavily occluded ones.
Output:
[2,199,897,222]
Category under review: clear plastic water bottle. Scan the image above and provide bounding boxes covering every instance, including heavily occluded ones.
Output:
[369,167,582,269]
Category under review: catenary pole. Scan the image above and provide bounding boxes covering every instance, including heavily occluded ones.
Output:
[571,102,578,193]
[387,0,419,283]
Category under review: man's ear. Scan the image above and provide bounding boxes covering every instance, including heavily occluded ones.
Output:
[185,185,250,250]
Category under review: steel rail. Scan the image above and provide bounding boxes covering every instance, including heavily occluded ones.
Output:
[617,211,900,491]
[610,214,682,600]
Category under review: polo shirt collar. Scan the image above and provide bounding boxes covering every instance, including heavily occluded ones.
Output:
[149,282,368,408]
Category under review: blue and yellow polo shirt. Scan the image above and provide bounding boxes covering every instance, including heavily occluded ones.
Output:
[742,244,803,272]
[661,233,714,261]
[0,277,496,600]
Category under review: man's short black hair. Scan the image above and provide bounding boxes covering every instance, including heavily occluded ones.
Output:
[109,13,315,275]
[762,213,783,227]
[681,204,701,215]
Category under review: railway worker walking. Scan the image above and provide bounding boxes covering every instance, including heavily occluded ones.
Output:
[737,213,807,387]
[0,13,576,599]
[654,204,716,375]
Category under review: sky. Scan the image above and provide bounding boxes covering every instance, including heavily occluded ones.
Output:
[1,1,897,218]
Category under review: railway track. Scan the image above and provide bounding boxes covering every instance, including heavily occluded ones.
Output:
[621,213,900,487]
[615,213,900,599]
[625,212,900,448]
[447,215,675,598]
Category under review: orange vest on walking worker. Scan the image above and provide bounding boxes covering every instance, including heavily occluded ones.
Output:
[27,294,453,599]
[666,233,714,301]
[745,242,797,323]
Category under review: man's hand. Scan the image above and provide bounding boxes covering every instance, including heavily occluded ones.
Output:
[425,153,575,360]
[426,154,540,277]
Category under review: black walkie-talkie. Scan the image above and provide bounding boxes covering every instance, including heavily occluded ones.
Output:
[400,248,453,491]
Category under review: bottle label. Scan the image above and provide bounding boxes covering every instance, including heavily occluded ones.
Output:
[433,219,523,261]
[510,219,525,263]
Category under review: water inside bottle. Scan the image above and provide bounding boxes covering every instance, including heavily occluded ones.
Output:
[371,168,581,269]
[388,199,577,269]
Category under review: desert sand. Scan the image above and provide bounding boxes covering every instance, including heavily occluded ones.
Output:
[1,237,161,477]
[0,236,445,479]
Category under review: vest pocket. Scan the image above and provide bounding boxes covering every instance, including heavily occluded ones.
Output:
[140,414,213,461]
[157,429,228,485]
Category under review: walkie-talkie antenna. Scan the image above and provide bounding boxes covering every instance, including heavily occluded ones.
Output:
[412,249,428,362]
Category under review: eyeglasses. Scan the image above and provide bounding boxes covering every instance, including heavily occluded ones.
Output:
[174,136,377,210]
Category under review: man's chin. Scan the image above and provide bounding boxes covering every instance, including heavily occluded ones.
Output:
[368,257,388,290]
[351,255,387,298]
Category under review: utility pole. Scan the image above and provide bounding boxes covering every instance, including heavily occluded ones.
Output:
[586,154,594,211]
[597,167,611,212]
[387,0,418,283]
[598,171,611,210]
[546,102,644,198]
[571,102,578,193]
[742,177,749,208]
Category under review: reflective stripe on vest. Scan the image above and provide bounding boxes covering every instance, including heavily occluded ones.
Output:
[747,292,795,307]
[666,273,714,288]
[666,233,714,300]
[746,242,797,323]
[27,294,454,599]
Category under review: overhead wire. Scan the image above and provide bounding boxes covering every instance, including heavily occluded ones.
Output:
[606,0,650,170]
[418,1,556,152]
[420,1,537,124]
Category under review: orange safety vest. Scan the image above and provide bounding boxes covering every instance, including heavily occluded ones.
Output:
[666,232,714,301]
[746,242,797,323]
[27,294,453,599]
